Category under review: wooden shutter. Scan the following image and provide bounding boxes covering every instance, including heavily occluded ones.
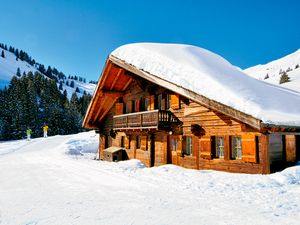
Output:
[171,94,180,109]
[141,136,147,150]
[136,99,140,112]
[285,135,296,162]
[115,103,124,115]
[176,135,183,156]
[200,136,212,159]
[241,134,256,163]
[148,95,155,110]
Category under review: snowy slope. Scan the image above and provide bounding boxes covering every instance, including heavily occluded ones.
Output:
[0,132,300,225]
[63,79,96,99]
[111,43,300,126]
[244,49,300,92]
[0,47,96,97]
[0,49,39,88]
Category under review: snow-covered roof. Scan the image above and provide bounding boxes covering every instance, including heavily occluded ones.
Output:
[111,43,300,127]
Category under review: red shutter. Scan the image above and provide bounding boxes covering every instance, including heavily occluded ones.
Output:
[136,99,140,112]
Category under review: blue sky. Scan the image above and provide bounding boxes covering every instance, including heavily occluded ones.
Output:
[1,0,300,81]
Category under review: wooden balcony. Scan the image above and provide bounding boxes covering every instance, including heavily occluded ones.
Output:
[113,109,181,131]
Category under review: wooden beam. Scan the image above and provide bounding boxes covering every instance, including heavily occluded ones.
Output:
[82,60,112,127]
[122,78,132,91]
[93,96,108,122]
[101,89,124,96]
[98,97,119,122]
[110,68,123,90]
[99,62,112,90]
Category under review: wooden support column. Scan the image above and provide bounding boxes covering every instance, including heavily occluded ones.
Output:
[259,134,270,174]
[99,134,106,160]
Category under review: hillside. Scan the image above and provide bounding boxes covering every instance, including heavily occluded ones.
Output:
[0,131,300,225]
[0,44,96,98]
[244,49,300,92]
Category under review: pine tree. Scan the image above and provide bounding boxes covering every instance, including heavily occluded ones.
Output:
[264,74,269,80]
[15,49,19,58]
[1,50,5,58]
[45,66,53,78]
[59,81,63,90]
[16,68,21,77]
[70,80,75,88]
[296,64,299,69]
[38,64,46,74]
[279,72,290,84]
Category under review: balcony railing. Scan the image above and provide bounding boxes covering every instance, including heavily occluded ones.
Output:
[113,109,181,131]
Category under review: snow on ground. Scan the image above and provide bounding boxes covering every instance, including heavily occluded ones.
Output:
[111,43,300,126]
[0,132,300,225]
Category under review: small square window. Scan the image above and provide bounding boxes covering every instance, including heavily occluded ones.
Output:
[231,136,242,160]
[183,136,192,155]
[136,135,141,149]
[215,136,224,159]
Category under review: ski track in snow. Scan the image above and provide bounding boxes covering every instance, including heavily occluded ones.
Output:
[0,132,300,225]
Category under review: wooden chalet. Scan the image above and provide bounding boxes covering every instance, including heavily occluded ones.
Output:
[83,45,300,174]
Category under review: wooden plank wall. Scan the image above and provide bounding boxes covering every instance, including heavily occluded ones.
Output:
[98,75,269,174]
[167,100,265,173]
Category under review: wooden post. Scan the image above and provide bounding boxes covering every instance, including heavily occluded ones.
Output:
[99,134,105,160]
[259,134,270,174]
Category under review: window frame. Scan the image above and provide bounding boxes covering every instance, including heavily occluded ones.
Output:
[182,136,193,155]
[215,136,225,159]
[136,135,141,149]
[120,136,125,148]
[231,136,242,160]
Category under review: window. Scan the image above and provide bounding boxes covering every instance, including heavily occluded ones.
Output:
[120,136,125,148]
[231,136,242,159]
[132,100,136,112]
[215,136,224,159]
[158,94,162,110]
[171,137,179,151]
[144,98,149,111]
[136,135,141,149]
[166,94,171,110]
[183,136,192,155]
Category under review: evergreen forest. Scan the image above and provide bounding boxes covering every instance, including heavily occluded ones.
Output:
[0,72,92,140]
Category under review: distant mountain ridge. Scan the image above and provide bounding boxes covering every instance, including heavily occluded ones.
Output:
[0,43,96,98]
[244,49,300,92]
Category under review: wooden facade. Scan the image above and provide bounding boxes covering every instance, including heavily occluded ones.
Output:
[83,57,300,174]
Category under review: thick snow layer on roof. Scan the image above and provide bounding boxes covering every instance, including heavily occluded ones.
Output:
[111,43,300,126]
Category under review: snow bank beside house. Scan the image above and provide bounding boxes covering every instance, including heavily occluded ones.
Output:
[111,43,300,126]
[63,132,98,157]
